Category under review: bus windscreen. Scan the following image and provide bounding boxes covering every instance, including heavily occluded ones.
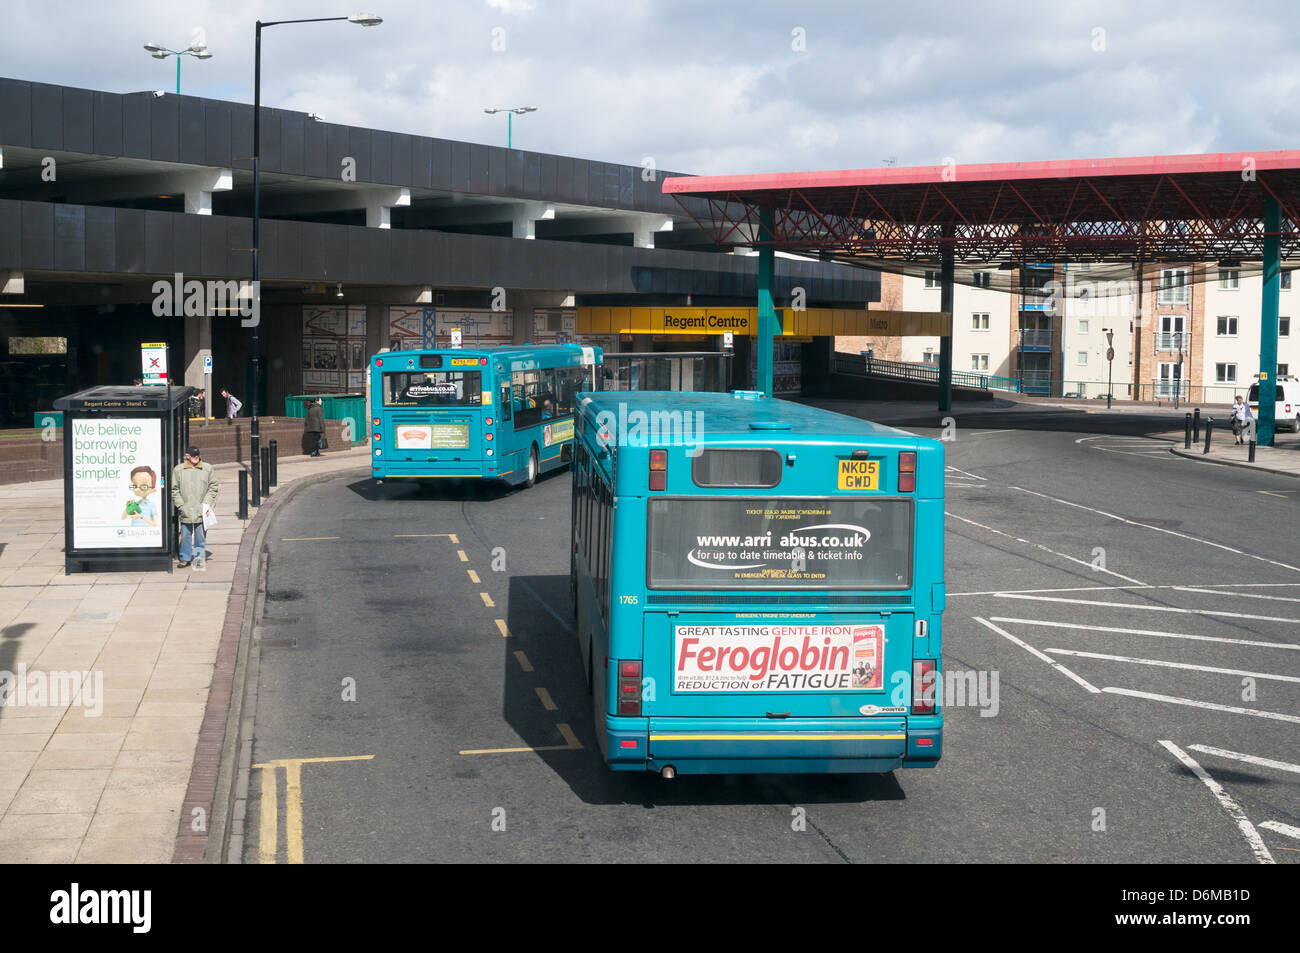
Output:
[648,497,913,589]
[384,371,483,406]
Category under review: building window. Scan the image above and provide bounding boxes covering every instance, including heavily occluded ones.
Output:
[1282,270,1293,290]
[972,271,991,288]
[1077,319,1090,334]
[1158,268,1188,304]
[1217,268,1240,290]
[1077,351,1088,366]
[924,271,941,289]
[922,351,937,365]
[1215,363,1237,383]
[971,312,990,330]
[1216,316,1238,336]
[1279,364,1290,376]
[1280,316,1290,337]
[7,336,69,354]
[970,354,989,371]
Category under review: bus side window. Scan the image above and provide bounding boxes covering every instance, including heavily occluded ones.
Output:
[500,384,511,420]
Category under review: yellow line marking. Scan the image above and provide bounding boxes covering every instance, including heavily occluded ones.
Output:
[281,536,339,541]
[394,533,460,541]
[459,723,583,756]
[252,755,375,864]
[535,687,558,711]
[457,549,468,562]
[480,592,495,607]
[467,569,480,583]
[647,733,905,742]
[513,650,533,671]
[495,619,510,638]
[1259,490,1295,498]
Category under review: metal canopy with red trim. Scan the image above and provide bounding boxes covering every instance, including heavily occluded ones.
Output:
[662,149,1300,265]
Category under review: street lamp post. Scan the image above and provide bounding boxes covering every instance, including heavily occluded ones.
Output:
[142,42,214,94]
[1103,327,1115,410]
[483,106,537,148]
[249,12,382,507]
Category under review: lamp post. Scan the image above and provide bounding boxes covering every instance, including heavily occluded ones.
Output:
[249,12,382,507]
[484,106,537,148]
[143,42,214,94]
[1103,327,1115,410]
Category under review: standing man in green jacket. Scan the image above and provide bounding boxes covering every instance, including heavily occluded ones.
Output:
[304,397,326,456]
[172,445,218,568]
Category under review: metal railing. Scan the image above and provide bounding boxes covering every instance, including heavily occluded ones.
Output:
[833,354,1022,392]
[1017,329,1053,349]
[1155,331,1189,352]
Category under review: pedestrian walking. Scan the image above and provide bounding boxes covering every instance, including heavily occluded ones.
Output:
[1230,394,1253,444]
[221,388,243,420]
[304,397,326,456]
[171,445,218,568]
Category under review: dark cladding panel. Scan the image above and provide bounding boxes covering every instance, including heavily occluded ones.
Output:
[303,118,328,178]
[52,205,85,272]
[150,95,179,162]
[466,143,490,192]
[430,138,452,190]
[370,130,391,184]
[30,84,62,151]
[570,159,589,204]
[450,141,471,191]
[92,91,123,156]
[446,232,471,284]
[144,211,174,274]
[226,218,252,278]
[411,135,432,190]
[199,216,229,276]
[114,209,146,273]
[322,225,348,280]
[229,105,253,172]
[20,202,53,270]
[0,80,32,147]
[523,151,541,195]
[204,101,232,168]
[276,220,303,280]
[390,133,412,185]
[173,213,202,276]
[388,230,415,283]
[0,201,19,268]
[260,108,281,171]
[300,222,325,278]
[84,205,115,272]
[280,112,305,176]
[348,126,371,183]
[324,123,349,180]
[587,161,604,206]
[122,95,151,159]
[179,98,206,165]
[419,231,450,284]
[619,165,634,206]
[554,156,572,202]
[488,146,507,195]
[506,149,525,194]
[364,228,389,283]
[467,235,495,287]
[62,87,94,154]
[538,153,557,197]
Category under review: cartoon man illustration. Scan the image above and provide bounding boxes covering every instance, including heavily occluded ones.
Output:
[121,465,159,528]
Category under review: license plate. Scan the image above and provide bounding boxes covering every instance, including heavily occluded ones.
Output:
[838,459,879,490]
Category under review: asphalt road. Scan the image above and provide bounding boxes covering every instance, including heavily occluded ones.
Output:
[240,410,1300,864]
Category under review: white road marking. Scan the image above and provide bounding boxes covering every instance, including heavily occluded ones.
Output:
[945,483,983,488]
[949,582,1300,597]
[948,512,1147,585]
[989,617,1300,650]
[1174,586,1300,603]
[968,430,1015,436]
[1158,741,1274,864]
[994,592,1300,624]
[1259,821,1300,840]
[945,466,987,481]
[1045,648,1300,684]
[1006,484,1300,575]
[1109,688,1300,724]
[1187,745,1300,776]
[972,617,1100,693]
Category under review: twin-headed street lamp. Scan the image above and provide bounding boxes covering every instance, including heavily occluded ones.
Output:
[484,106,537,149]
[143,41,213,94]
[248,12,382,506]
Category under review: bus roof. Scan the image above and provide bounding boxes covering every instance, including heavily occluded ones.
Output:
[577,391,915,442]
[376,343,601,373]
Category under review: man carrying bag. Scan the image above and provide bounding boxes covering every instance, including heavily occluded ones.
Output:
[172,445,219,568]
[304,397,326,456]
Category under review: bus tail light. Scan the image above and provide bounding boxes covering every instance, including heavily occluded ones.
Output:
[375,359,383,367]
[649,449,667,491]
[373,432,381,442]
[485,432,493,441]
[485,417,493,426]
[913,660,937,714]
[618,660,642,716]
[372,417,380,427]
[898,451,917,492]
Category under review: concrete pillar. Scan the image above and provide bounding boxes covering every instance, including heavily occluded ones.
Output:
[182,169,232,215]
[184,312,212,389]
[364,188,411,229]
[1,270,24,294]
[512,202,555,239]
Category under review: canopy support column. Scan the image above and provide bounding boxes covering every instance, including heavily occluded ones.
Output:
[1259,196,1281,446]
[757,207,777,397]
[938,230,954,413]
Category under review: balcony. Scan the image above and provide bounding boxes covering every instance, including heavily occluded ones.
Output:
[1152,378,1189,400]
[1017,328,1053,350]
[1155,331,1190,353]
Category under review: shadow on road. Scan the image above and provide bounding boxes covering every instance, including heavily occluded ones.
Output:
[500,574,908,807]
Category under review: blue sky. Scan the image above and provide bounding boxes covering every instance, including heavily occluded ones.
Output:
[4,0,1297,174]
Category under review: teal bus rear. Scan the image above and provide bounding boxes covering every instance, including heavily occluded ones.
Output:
[370,344,602,485]
[570,391,944,776]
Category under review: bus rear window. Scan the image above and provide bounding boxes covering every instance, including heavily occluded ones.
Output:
[648,497,912,590]
[384,371,483,406]
[692,449,782,487]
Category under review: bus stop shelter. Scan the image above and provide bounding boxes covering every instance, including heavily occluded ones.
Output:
[664,150,1300,444]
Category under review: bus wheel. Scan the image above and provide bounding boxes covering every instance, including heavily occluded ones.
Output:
[525,446,539,487]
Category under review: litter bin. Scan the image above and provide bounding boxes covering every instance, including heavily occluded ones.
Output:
[53,385,195,574]
[284,392,366,444]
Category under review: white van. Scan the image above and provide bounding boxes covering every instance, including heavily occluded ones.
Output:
[1248,376,1300,433]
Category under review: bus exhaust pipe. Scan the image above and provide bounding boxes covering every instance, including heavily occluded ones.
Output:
[661,765,676,780]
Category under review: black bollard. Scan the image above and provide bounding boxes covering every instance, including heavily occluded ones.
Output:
[1184,413,1192,449]
[1249,436,1256,463]
[261,446,271,494]
[1192,407,1201,442]
[238,469,249,520]
[1203,417,1213,454]
[269,439,278,487]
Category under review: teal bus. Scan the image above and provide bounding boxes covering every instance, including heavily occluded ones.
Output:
[570,391,944,776]
[370,344,602,486]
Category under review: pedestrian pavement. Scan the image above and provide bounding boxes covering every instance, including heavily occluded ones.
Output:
[1165,426,1300,478]
[0,444,369,864]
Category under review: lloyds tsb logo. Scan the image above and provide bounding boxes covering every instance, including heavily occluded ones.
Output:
[152,273,260,328]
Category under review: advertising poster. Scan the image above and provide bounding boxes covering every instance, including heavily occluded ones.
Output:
[388,308,513,350]
[673,623,882,693]
[69,418,163,550]
[543,419,575,447]
[302,306,367,394]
